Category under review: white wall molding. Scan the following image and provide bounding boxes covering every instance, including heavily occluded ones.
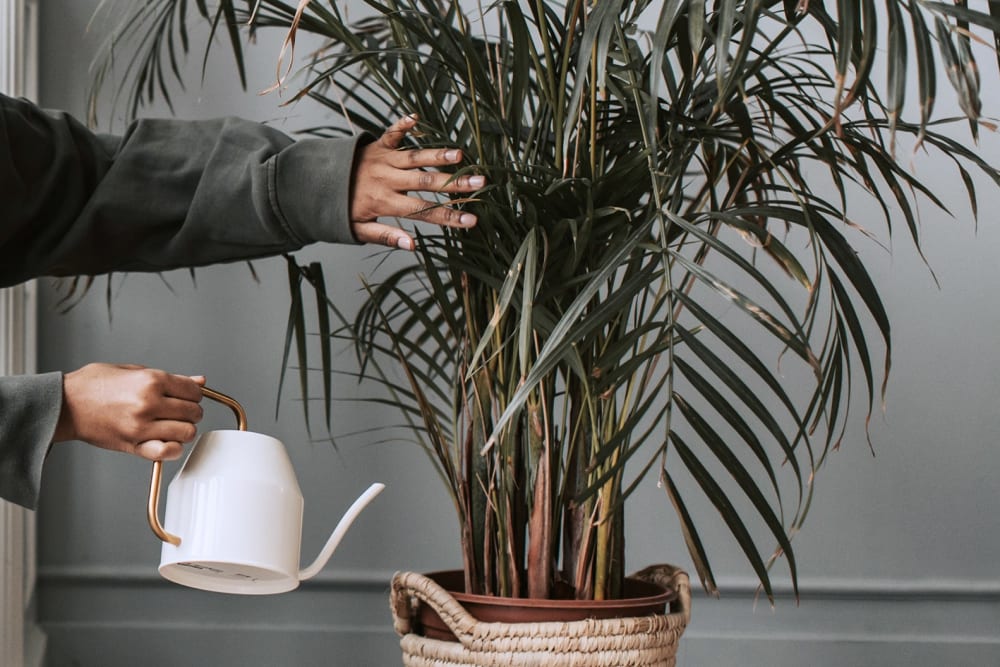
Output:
[0,286,43,667]
[37,563,1000,601]
[38,564,398,590]
[35,566,1000,666]
[708,575,1000,601]
[1,3,42,666]
[0,0,36,99]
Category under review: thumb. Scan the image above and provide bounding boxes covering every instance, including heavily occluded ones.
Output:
[134,440,185,462]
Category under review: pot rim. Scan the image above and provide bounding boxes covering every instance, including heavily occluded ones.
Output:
[423,569,677,610]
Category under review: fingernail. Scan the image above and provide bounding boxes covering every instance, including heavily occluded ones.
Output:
[468,175,486,188]
[397,236,415,251]
[403,114,417,125]
[445,149,461,162]
[460,213,477,226]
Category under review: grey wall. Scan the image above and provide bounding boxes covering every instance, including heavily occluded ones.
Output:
[33,2,1000,666]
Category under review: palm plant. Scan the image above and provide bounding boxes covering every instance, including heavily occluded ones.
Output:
[95,0,1000,602]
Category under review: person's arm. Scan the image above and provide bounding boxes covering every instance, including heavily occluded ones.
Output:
[1,95,321,509]
[54,364,206,462]
[0,366,206,509]
[0,92,364,286]
[0,96,482,287]
[0,95,483,509]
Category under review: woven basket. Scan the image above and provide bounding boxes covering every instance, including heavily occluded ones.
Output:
[390,564,690,667]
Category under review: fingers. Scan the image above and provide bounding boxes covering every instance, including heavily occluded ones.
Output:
[134,440,185,462]
[55,362,207,460]
[160,371,207,402]
[131,375,206,461]
[155,396,205,424]
[377,115,469,172]
[379,114,419,150]
[135,370,204,418]
[379,130,472,177]
[131,373,203,454]
[351,222,416,251]
[350,114,485,244]
[138,418,198,447]
[393,170,486,194]
[353,195,478,250]
[393,146,465,170]
[383,192,478,228]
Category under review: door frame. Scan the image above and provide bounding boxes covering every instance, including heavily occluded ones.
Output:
[0,1,45,665]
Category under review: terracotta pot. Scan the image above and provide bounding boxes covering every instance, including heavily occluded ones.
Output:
[416,569,677,642]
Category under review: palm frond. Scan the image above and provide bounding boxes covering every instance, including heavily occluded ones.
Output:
[94,0,1000,600]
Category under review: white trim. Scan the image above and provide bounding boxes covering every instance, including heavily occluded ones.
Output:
[36,563,1000,602]
[0,286,41,667]
[1,502,26,664]
[0,285,43,667]
[1,2,43,666]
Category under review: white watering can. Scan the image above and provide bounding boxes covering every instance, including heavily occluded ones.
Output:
[147,387,384,595]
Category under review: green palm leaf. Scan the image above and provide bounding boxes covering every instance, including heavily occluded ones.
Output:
[95,0,1000,600]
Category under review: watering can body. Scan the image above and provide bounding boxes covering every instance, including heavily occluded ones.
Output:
[148,389,384,595]
[158,430,307,594]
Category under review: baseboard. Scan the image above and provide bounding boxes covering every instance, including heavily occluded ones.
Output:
[38,563,1000,598]
[42,625,401,667]
[679,634,1000,667]
[37,566,1000,667]
[40,619,1000,667]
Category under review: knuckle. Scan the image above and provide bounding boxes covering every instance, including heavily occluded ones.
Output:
[418,172,434,189]
[124,417,145,440]
[179,423,198,442]
[141,367,163,381]
[137,369,164,392]
[131,396,154,418]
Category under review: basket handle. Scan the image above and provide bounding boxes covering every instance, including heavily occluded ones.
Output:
[631,564,692,625]
[391,571,478,644]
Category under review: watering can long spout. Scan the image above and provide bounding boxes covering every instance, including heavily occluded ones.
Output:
[298,482,386,581]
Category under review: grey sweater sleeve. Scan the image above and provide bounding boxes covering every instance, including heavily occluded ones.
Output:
[1,92,365,287]
[0,93,372,509]
[0,373,62,509]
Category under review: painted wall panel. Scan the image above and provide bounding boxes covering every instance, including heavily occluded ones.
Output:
[32,1,1000,666]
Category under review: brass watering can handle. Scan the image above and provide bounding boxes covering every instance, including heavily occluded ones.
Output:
[147,386,248,546]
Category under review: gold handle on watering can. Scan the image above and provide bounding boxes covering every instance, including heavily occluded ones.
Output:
[147,386,248,546]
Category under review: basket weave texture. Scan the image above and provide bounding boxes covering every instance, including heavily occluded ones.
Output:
[391,564,690,667]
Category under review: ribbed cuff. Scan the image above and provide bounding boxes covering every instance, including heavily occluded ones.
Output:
[271,133,375,247]
[0,371,63,510]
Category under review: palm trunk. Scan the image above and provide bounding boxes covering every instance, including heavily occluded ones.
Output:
[526,398,552,598]
[562,375,594,598]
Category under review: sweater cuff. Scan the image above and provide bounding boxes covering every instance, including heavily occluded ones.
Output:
[271,133,375,247]
[0,371,62,510]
